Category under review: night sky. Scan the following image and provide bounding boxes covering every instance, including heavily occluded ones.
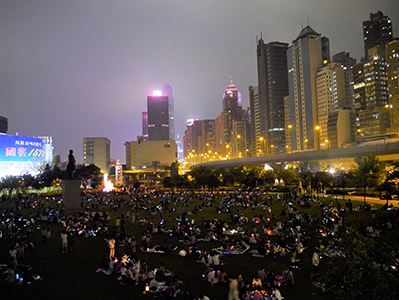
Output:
[1,0,399,163]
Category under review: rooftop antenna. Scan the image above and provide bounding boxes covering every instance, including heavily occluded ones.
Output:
[307,16,310,26]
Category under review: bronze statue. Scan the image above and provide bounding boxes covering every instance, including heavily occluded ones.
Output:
[66,149,76,179]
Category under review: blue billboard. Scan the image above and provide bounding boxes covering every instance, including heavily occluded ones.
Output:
[0,134,46,163]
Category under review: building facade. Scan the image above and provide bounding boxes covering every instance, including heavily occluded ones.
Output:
[287,26,330,151]
[125,140,177,170]
[83,137,111,173]
[162,84,175,141]
[353,46,389,139]
[316,62,346,149]
[387,39,399,131]
[363,11,393,57]
[257,39,289,155]
[147,93,169,141]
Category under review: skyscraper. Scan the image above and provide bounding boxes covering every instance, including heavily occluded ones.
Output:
[162,84,175,141]
[147,92,169,141]
[363,11,393,57]
[183,119,194,159]
[256,39,289,155]
[287,26,330,151]
[249,86,261,156]
[316,62,347,148]
[222,79,244,153]
[142,112,148,141]
[387,39,399,131]
[353,46,388,138]
[332,51,357,108]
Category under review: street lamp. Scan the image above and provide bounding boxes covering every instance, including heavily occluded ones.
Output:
[315,125,321,150]
[259,136,266,155]
[325,139,330,149]
[287,124,293,153]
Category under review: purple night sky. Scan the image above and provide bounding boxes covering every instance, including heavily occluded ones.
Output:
[1,1,399,163]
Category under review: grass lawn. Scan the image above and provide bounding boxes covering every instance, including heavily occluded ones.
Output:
[0,191,398,300]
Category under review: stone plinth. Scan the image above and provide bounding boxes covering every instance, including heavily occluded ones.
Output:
[62,180,81,215]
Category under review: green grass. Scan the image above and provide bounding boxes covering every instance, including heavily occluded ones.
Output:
[0,192,398,300]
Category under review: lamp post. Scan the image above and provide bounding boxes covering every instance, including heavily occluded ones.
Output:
[287,124,293,153]
[325,139,330,150]
[315,125,321,150]
[259,137,266,155]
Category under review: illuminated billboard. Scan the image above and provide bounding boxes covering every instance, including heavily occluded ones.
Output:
[0,134,53,178]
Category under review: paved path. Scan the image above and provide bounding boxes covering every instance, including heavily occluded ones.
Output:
[322,194,399,208]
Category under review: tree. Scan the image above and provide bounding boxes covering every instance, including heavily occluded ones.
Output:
[74,164,101,189]
[355,154,382,204]
[240,166,261,188]
[313,233,399,300]
[0,175,22,198]
[275,167,298,186]
[189,166,220,189]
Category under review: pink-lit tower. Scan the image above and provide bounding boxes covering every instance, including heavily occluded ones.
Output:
[222,78,244,147]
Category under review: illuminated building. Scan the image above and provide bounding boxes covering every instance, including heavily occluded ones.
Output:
[287,25,330,151]
[142,112,148,141]
[162,84,175,141]
[83,137,111,173]
[124,140,177,169]
[183,119,194,159]
[256,39,289,154]
[363,11,393,57]
[316,62,347,149]
[249,86,261,156]
[0,134,53,178]
[353,45,388,138]
[214,112,228,157]
[232,120,246,158]
[332,52,357,108]
[386,39,399,131]
[222,79,245,157]
[147,91,169,141]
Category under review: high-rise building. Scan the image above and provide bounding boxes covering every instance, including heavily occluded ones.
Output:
[222,79,243,147]
[214,112,228,157]
[363,11,393,57]
[249,86,261,156]
[287,26,330,151]
[353,46,389,138]
[332,52,357,107]
[142,112,148,141]
[232,120,247,158]
[387,39,399,131]
[316,62,346,149]
[183,119,194,159]
[256,39,289,155]
[83,137,111,173]
[147,92,169,141]
[162,84,175,141]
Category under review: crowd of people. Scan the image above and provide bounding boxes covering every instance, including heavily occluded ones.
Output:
[1,186,399,299]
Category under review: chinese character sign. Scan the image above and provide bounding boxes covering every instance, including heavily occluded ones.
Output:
[0,135,46,163]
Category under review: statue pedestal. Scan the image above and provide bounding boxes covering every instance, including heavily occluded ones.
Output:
[62,180,81,215]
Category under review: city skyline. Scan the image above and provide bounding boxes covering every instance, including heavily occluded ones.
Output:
[1,1,399,163]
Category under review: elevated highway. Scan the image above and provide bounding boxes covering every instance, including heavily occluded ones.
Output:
[190,142,399,170]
